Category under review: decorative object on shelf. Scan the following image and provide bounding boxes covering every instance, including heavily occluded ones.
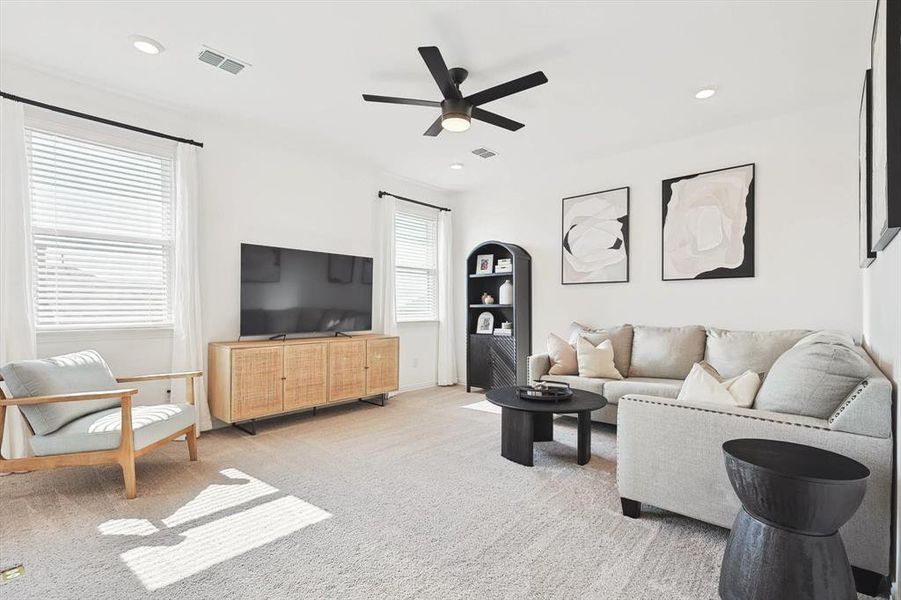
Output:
[498,279,513,304]
[480,292,495,304]
[562,186,629,284]
[517,381,573,402]
[501,321,512,330]
[495,258,513,273]
[719,439,869,600]
[663,164,755,281]
[869,0,901,252]
[860,69,877,268]
[475,254,494,274]
[476,311,494,334]
[466,241,532,391]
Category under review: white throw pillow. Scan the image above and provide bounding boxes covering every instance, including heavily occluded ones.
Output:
[576,338,623,379]
[677,362,761,409]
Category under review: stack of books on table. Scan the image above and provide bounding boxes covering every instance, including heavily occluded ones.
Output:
[493,328,512,336]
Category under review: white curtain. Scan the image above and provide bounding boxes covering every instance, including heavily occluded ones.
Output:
[373,194,398,337]
[436,210,457,385]
[171,144,212,432]
[0,99,36,459]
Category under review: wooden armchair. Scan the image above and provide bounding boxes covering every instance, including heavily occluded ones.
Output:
[0,370,201,499]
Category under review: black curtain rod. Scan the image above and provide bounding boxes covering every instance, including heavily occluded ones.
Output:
[378,190,450,212]
[0,90,204,148]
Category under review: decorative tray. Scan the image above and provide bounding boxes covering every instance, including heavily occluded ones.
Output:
[518,381,573,402]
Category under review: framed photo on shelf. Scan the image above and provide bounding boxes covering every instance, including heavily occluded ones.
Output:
[476,311,495,334]
[869,0,901,251]
[475,254,494,274]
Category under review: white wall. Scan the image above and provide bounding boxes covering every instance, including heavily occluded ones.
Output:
[1,62,453,411]
[862,238,901,585]
[453,101,862,378]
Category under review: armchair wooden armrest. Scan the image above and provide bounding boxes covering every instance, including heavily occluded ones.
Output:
[0,388,138,407]
[115,370,202,405]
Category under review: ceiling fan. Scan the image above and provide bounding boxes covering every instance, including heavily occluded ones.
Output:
[362,46,548,136]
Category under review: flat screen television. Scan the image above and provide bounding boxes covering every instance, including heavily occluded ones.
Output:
[240,243,373,337]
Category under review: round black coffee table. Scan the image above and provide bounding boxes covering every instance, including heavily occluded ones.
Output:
[719,438,870,600]
[485,386,606,466]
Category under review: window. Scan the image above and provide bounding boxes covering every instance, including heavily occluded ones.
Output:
[25,127,174,330]
[394,209,438,322]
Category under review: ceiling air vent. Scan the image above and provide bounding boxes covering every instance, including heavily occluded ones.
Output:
[197,46,250,75]
[472,147,497,159]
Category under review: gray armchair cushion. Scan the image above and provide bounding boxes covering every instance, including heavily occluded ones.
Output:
[30,403,196,456]
[704,327,809,378]
[628,325,705,379]
[0,350,121,435]
[754,341,871,419]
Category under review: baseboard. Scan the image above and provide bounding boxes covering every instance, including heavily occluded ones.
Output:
[398,381,438,393]
[891,581,897,600]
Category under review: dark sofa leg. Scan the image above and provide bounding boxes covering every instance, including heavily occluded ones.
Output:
[851,566,883,596]
[621,498,641,519]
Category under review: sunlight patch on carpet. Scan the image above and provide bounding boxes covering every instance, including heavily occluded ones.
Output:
[463,400,501,414]
[97,468,331,591]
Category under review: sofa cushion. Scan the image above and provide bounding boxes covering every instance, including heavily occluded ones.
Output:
[30,403,196,456]
[538,374,610,396]
[576,338,623,379]
[0,350,121,435]
[547,333,578,375]
[569,322,633,377]
[677,362,761,409]
[754,339,870,419]
[628,325,705,379]
[603,377,683,405]
[705,327,810,378]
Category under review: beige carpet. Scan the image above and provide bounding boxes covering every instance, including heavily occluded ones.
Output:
[0,386,885,599]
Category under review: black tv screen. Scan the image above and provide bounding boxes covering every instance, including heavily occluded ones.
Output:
[240,243,373,336]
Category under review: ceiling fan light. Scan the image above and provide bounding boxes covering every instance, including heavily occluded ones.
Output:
[441,113,471,132]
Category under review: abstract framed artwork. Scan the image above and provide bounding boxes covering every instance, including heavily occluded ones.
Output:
[869,0,901,252]
[859,69,877,268]
[662,163,755,281]
[561,186,629,284]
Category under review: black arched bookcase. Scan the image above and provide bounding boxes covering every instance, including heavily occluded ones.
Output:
[466,241,532,391]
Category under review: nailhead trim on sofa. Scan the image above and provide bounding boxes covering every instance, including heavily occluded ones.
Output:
[828,379,869,425]
[621,396,831,431]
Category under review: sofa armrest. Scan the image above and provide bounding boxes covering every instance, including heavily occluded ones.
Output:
[527,354,551,383]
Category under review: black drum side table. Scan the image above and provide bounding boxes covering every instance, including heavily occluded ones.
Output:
[719,438,870,600]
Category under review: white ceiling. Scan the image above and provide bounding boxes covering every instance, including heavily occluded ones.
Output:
[0,1,874,192]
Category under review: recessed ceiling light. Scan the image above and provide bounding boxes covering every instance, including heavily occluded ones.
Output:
[695,87,717,100]
[130,35,164,55]
[450,163,464,170]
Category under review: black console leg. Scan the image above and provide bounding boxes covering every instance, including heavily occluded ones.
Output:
[233,420,256,436]
[359,394,386,407]
[621,498,641,519]
[851,566,883,596]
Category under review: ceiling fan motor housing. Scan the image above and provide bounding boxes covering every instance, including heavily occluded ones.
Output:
[441,98,472,120]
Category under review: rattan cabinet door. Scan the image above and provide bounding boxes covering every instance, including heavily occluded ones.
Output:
[231,346,284,420]
[284,343,328,410]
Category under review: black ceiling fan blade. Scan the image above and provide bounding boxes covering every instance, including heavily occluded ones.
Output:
[362,94,441,107]
[471,107,524,132]
[418,46,461,100]
[465,71,548,106]
[423,116,444,137]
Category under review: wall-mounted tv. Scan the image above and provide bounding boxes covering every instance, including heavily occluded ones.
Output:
[240,243,373,337]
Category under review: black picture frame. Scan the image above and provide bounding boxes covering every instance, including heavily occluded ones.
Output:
[561,186,630,285]
[859,69,877,268]
[662,163,755,281]
[869,0,901,252]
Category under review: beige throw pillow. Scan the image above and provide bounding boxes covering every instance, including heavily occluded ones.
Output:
[547,333,577,375]
[576,338,623,379]
[677,362,761,408]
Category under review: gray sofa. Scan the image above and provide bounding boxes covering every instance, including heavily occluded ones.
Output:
[527,324,893,580]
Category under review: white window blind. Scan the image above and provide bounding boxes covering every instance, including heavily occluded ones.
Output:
[395,209,438,322]
[25,127,175,330]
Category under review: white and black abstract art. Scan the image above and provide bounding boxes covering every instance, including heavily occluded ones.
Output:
[662,164,755,281]
[562,187,629,284]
